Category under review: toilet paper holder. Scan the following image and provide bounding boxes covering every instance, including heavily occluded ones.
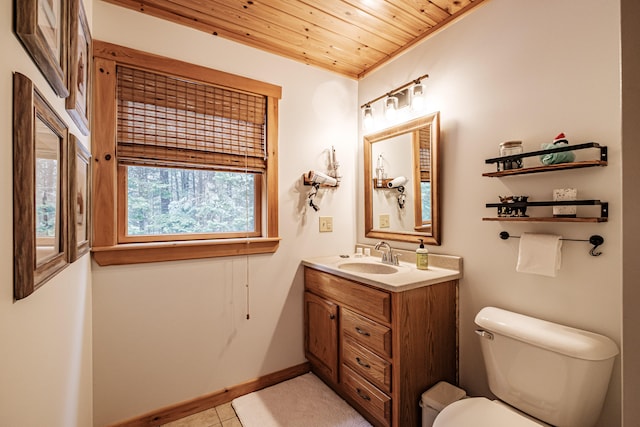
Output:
[499,231,604,257]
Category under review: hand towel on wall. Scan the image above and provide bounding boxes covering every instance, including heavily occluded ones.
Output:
[516,233,563,277]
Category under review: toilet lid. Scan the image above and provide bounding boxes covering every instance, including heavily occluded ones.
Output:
[433,398,545,427]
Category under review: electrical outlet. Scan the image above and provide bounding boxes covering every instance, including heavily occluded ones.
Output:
[319,216,333,232]
[379,214,390,228]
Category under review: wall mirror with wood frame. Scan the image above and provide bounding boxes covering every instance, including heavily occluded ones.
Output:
[364,112,440,245]
[13,72,69,300]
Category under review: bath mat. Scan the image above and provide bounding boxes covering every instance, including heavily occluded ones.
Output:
[232,372,373,427]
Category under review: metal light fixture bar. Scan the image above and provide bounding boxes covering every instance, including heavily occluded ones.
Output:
[360,73,429,109]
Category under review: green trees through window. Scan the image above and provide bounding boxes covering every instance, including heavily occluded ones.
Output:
[126,165,256,236]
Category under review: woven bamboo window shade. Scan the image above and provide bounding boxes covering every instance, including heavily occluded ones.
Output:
[419,126,431,181]
[116,65,266,171]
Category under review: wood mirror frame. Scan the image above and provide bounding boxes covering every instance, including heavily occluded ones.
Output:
[13,72,69,300]
[364,112,440,245]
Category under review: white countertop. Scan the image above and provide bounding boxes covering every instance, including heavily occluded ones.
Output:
[302,254,462,292]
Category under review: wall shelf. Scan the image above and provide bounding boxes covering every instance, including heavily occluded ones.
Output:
[483,142,607,177]
[483,217,608,223]
[484,200,608,222]
[483,141,608,223]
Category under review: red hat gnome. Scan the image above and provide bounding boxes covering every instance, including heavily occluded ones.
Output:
[540,132,575,164]
[553,133,569,144]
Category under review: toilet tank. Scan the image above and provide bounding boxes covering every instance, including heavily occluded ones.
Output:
[475,307,618,427]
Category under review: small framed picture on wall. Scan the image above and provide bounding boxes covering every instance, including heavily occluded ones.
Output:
[68,134,91,261]
[66,0,92,134]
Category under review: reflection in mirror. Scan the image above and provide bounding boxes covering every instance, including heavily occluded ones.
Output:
[414,125,432,230]
[35,118,61,264]
[364,112,440,245]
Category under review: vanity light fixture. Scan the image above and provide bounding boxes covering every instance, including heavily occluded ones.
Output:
[360,73,429,129]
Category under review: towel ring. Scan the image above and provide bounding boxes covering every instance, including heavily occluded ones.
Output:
[499,231,604,257]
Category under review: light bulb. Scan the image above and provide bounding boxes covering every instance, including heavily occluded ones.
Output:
[385,95,398,120]
[363,105,374,130]
[411,82,425,111]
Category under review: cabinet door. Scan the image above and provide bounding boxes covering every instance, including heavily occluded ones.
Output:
[304,291,338,383]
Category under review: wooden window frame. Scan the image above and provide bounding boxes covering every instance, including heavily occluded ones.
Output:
[91,41,281,266]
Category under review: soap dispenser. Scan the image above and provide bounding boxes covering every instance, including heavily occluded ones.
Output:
[416,239,429,270]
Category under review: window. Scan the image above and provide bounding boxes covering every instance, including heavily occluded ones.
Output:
[92,41,281,265]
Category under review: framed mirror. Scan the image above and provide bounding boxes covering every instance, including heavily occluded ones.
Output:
[13,73,69,300]
[364,112,440,245]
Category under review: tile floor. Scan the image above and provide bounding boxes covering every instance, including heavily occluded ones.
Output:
[161,402,243,427]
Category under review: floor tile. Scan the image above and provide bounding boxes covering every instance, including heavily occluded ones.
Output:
[162,407,221,427]
[215,402,237,421]
[221,418,242,427]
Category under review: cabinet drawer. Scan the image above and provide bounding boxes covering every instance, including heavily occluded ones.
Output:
[342,308,392,357]
[343,336,391,393]
[341,365,391,427]
[305,268,391,323]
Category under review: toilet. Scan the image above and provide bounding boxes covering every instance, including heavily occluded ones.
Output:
[433,307,619,427]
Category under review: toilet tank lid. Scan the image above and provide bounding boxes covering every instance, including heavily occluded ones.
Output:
[475,307,619,361]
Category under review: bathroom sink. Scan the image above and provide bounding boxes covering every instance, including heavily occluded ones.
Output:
[302,254,463,292]
[338,262,398,275]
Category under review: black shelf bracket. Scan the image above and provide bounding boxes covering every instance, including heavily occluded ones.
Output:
[485,142,607,172]
[486,200,608,219]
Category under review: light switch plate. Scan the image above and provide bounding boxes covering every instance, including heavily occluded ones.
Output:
[319,216,333,232]
[379,214,390,228]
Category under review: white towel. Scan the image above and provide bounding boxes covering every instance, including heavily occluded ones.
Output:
[516,233,562,277]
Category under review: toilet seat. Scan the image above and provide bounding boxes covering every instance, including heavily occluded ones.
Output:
[433,397,545,427]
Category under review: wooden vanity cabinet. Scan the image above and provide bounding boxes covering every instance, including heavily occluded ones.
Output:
[304,267,458,427]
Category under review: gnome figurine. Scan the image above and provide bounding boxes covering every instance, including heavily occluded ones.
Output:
[540,132,576,165]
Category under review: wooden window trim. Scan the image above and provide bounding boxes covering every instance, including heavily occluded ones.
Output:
[92,41,281,266]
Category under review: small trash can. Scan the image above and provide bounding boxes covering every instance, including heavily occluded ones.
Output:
[420,381,466,427]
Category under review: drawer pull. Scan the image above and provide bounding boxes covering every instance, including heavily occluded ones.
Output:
[355,327,371,336]
[356,388,371,401]
[355,357,371,369]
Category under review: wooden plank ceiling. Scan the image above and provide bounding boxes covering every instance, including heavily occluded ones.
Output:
[104,0,487,79]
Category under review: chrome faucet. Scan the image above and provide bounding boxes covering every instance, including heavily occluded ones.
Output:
[374,241,400,266]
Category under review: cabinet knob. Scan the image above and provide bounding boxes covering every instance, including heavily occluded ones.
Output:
[329,314,336,320]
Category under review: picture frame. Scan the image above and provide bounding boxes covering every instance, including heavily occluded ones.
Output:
[13,73,69,300]
[15,0,69,98]
[66,0,91,134]
[68,135,91,261]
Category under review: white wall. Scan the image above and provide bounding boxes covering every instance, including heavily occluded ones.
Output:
[0,0,94,426]
[91,2,358,425]
[358,1,622,426]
